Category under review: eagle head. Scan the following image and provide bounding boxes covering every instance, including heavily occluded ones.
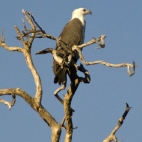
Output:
[72,8,92,18]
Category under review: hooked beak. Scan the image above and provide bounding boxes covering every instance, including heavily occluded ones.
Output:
[86,9,92,15]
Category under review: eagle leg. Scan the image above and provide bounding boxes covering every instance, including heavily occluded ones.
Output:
[54,81,66,96]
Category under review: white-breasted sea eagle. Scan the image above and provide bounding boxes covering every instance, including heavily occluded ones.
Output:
[53,8,92,85]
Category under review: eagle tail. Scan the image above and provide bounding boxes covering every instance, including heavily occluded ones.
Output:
[53,60,67,85]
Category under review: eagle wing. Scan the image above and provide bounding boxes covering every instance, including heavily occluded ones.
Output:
[53,18,83,84]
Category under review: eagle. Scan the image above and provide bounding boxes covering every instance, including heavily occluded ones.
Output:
[53,8,92,86]
[36,8,92,95]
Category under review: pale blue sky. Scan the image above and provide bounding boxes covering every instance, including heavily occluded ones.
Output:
[0,1,142,142]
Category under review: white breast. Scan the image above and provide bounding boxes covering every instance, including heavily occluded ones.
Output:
[78,17,86,44]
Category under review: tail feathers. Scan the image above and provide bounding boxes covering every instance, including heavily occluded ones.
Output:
[53,60,67,85]
[54,76,58,84]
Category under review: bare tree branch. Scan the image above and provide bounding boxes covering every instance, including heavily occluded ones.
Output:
[22,10,36,45]
[0,88,62,142]
[0,37,42,106]
[103,103,131,142]
[0,88,35,108]
[0,10,62,142]
[63,77,87,142]
[18,10,42,104]
[14,26,25,44]
[0,30,23,52]
[0,10,43,109]
[23,49,42,104]
[19,10,58,41]
[0,94,16,109]
[73,45,135,76]
[64,76,80,142]
[0,42,23,52]
[63,64,90,142]
[78,35,106,49]
[27,11,58,41]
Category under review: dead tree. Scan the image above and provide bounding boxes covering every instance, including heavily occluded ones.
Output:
[0,10,135,142]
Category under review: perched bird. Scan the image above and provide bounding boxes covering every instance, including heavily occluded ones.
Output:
[53,8,92,85]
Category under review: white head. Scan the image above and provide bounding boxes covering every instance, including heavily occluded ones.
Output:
[71,8,92,20]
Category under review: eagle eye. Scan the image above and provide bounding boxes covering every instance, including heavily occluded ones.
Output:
[83,9,86,12]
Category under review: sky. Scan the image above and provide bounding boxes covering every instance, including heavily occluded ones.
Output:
[0,1,142,142]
